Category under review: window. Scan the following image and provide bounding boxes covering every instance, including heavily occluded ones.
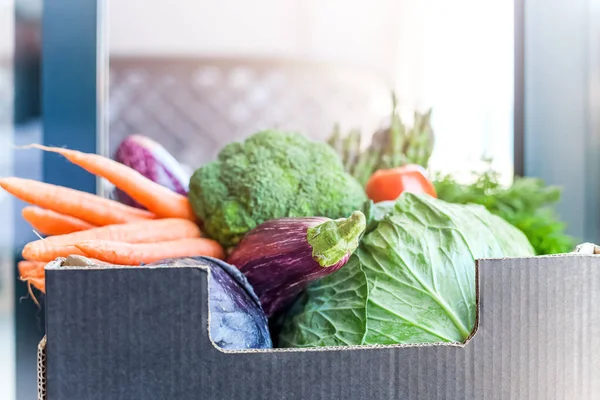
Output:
[395,0,514,183]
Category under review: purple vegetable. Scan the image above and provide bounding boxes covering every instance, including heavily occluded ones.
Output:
[148,256,272,350]
[113,135,190,208]
[227,211,366,317]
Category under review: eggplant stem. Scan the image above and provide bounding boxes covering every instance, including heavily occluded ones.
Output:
[306,211,366,267]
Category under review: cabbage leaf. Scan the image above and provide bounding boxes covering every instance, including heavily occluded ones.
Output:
[279,193,534,347]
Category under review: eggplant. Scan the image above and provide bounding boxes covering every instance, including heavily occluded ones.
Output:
[227,211,366,317]
[148,256,272,350]
[113,135,190,208]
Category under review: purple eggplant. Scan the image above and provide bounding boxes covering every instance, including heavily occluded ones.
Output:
[227,211,366,317]
[113,135,190,208]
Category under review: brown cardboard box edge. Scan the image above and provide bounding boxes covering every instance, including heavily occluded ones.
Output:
[37,245,600,399]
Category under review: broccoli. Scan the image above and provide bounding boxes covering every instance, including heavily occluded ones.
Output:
[189,130,367,247]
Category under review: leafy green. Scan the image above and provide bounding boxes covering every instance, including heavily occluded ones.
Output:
[434,169,575,255]
[279,193,534,347]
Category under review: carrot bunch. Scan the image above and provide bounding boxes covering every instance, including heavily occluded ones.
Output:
[2,145,224,295]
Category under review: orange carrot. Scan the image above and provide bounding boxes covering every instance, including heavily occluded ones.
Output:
[23,245,85,262]
[0,177,154,226]
[18,260,45,279]
[75,238,225,265]
[19,258,112,297]
[22,218,202,262]
[27,144,196,221]
[22,206,96,235]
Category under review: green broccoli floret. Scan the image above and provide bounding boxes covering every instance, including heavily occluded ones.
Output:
[189,130,367,247]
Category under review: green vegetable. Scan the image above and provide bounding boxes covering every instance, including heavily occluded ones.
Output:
[278,193,534,347]
[327,93,435,185]
[434,168,575,255]
[189,130,367,247]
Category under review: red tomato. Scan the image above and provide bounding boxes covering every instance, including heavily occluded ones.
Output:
[365,165,437,203]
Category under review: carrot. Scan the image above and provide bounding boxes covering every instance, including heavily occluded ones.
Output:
[18,260,45,279]
[75,238,225,265]
[22,206,96,235]
[27,144,196,221]
[23,245,84,262]
[19,258,113,298]
[22,218,202,262]
[18,261,46,297]
[0,177,154,226]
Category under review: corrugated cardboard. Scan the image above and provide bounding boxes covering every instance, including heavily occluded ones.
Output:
[39,251,600,400]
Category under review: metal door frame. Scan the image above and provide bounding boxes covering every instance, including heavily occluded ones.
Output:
[42,0,107,194]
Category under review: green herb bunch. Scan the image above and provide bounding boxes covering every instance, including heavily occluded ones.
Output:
[434,168,575,255]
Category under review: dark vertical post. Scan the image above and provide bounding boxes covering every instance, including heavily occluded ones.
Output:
[42,0,105,193]
[584,1,600,243]
[513,0,525,177]
[524,0,590,241]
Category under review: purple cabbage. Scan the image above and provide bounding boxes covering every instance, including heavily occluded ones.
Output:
[148,256,272,350]
[113,135,190,208]
[227,211,366,317]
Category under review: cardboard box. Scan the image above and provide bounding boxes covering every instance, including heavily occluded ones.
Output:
[38,247,600,400]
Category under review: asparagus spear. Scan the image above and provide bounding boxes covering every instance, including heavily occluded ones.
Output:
[325,92,436,182]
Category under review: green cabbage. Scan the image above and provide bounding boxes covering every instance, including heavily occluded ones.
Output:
[279,193,534,347]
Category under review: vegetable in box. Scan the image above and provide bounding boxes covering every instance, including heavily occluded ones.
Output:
[113,134,191,208]
[5,128,547,351]
[279,193,534,347]
[228,211,366,317]
[188,130,367,247]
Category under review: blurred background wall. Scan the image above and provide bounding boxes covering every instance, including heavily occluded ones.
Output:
[108,0,515,179]
[110,0,402,82]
